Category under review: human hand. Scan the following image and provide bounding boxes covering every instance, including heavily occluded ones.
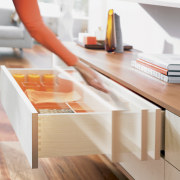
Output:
[75,61,108,93]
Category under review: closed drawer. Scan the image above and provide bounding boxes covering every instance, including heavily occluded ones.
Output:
[165,110,180,171]
[165,161,180,180]
[119,156,164,180]
[0,66,163,169]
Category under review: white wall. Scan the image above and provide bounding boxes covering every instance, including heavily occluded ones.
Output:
[88,0,107,37]
[104,0,180,53]
[0,0,14,9]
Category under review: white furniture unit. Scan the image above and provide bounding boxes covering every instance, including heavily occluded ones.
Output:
[119,0,180,8]
[38,2,61,36]
[0,65,163,169]
[165,110,180,176]
[165,161,180,180]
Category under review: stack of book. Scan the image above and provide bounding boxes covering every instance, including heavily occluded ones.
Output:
[131,53,180,83]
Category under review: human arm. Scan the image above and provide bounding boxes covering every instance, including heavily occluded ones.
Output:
[13,0,107,92]
[12,0,78,66]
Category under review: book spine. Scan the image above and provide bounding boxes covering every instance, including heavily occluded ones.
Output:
[136,58,168,75]
[168,71,180,76]
[131,61,168,82]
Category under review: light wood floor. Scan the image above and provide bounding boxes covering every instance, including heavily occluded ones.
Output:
[0,46,129,180]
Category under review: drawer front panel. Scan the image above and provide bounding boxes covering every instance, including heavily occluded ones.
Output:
[112,110,148,161]
[38,113,112,157]
[112,104,162,162]
[165,110,180,171]
[0,66,38,168]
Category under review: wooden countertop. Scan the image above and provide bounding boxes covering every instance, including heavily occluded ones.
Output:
[65,42,180,116]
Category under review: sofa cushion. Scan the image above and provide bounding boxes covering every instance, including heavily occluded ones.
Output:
[0,26,24,39]
[0,7,15,26]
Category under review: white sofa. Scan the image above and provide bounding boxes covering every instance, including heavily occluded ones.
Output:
[0,7,33,49]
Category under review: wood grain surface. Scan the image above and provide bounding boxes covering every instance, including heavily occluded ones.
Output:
[40,155,119,180]
[64,42,180,117]
[0,142,48,180]
[0,146,11,180]
[0,46,129,180]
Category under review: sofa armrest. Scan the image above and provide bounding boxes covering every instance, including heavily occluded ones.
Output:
[21,23,33,48]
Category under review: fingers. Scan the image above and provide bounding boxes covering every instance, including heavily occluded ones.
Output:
[89,79,109,93]
[75,61,109,93]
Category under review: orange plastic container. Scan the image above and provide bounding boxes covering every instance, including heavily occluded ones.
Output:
[27,74,40,83]
[13,74,25,84]
[42,74,55,84]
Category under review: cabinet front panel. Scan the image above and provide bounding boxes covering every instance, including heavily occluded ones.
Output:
[165,110,180,171]
[120,155,164,180]
[165,161,180,180]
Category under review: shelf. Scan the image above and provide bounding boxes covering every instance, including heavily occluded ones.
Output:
[119,0,180,8]
[38,2,61,18]
[73,16,89,20]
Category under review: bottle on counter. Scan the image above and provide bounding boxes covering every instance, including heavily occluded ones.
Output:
[105,9,116,53]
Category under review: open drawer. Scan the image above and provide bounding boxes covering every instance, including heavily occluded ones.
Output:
[90,72,164,162]
[0,66,163,168]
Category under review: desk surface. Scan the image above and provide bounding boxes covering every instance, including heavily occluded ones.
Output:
[65,42,180,116]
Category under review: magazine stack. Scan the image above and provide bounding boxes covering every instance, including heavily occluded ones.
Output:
[131,53,180,83]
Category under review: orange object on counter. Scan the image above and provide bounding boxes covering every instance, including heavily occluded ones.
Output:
[83,36,97,45]
[13,74,25,84]
[27,74,40,83]
[42,74,55,84]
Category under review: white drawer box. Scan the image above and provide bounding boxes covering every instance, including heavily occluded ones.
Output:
[0,66,163,169]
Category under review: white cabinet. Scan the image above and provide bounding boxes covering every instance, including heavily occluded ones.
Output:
[119,156,164,180]
[165,110,180,171]
[165,161,180,180]
[118,0,180,8]
[0,66,163,170]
